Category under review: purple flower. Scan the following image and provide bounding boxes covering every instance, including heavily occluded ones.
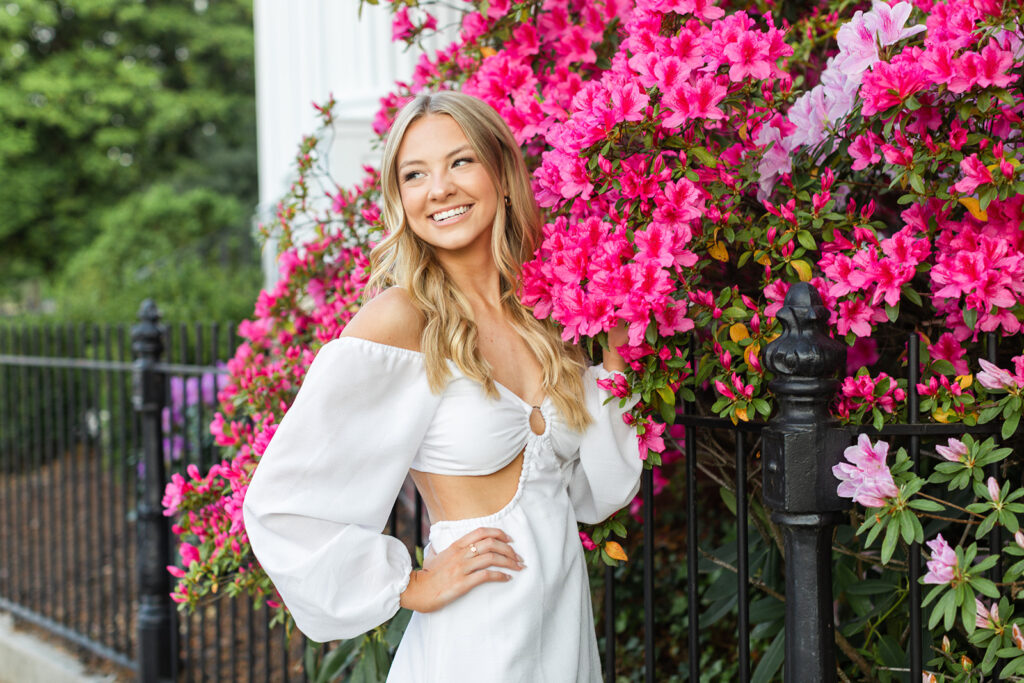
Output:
[923,533,957,585]
[833,434,899,507]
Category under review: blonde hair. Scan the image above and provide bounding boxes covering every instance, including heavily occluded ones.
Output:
[368,91,591,432]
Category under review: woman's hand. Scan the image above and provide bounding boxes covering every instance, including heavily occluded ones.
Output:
[399,527,523,613]
[603,321,628,373]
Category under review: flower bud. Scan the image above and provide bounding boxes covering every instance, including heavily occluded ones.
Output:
[1013,623,1024,649]
[987,476,1001,503]
[1014,530,1024,549]
[942,635,951,653]
[961,655,972,671]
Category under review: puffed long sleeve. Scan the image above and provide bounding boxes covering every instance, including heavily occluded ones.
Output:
[565,365,643,524]
[242,337,440,643]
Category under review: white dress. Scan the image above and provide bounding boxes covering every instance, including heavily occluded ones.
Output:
[242,336,641,682]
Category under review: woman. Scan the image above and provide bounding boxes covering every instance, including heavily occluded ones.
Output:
[243,91,642,682]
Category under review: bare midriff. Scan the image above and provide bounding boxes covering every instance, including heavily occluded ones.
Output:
[410,449,525,523]
[409,406,546,524]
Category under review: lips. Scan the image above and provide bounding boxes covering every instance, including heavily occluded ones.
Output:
[430,204,472,222]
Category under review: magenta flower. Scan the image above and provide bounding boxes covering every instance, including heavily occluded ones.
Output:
[849,132,882,171]
[923,533,958,585]
[833,434,899,508]
[953,154,994,194]
[391,6,415,42]
[927,333,969,376]
[723,30,771,82]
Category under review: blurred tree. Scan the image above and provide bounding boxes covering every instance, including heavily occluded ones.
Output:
[0,0,259,321]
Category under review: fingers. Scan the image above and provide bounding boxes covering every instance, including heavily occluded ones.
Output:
[464,537,523,569]
[465,569,513,589]
[459,526,513,546]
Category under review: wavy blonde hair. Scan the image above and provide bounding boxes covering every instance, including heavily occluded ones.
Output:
[368,91,591,431]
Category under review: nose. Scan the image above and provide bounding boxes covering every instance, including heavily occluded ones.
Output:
[427,169,455,202]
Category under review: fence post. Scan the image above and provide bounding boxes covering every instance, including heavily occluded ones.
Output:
[761,282,849,683]
[132,300,174,682]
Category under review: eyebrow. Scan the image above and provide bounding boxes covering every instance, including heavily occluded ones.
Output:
[398,145,474,171]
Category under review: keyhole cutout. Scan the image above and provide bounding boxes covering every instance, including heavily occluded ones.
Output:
[529,406,546,436]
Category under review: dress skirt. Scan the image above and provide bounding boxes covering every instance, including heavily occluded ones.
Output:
[386,434,602,683]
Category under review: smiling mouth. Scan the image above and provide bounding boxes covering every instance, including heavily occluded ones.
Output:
[430,205,471,222]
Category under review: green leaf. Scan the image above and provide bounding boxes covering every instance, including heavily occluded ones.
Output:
[720,487,738,515]
[384,609,412,649]
[690,146,719,168]
[962,585,978,634]
[971,577,1000,599]
[316,639,361,683]
[1002,411,1020,440]
[751,630,785,683]
[796,230,816,250]
[964,307,978,330]
[881,521,900,564]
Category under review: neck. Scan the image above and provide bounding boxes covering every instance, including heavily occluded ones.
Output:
[440,251,503,312]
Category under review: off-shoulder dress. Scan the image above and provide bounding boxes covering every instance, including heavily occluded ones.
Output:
[242,336,642,682]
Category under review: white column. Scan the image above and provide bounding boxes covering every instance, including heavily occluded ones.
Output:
[253,0,460,285]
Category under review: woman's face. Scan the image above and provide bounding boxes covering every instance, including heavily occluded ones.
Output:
[395,114,500,258]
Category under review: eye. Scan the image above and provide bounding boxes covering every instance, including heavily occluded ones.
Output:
[452,157,475,168]
[402,170,424,182]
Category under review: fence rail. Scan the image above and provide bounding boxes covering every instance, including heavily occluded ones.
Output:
[0,289,1012,682]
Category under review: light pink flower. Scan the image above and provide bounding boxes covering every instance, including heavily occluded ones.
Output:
[935,438,968,463]
[976,598,999,629]
[833,434,899,508]
[977,359,1018,391]
[923,533,957,585]
[987,476,1001,502]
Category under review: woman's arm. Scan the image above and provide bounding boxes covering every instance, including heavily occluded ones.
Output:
[602,321,629,374]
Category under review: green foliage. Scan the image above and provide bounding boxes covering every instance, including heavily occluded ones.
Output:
[55,182,261,322]
[0,0,258,317]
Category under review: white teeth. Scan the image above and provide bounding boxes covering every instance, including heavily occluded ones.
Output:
[432,205,469,221]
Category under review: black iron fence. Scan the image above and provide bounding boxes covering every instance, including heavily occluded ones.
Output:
[0,287,1014,682]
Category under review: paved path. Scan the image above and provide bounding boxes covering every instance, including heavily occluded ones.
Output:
[0,612,117,683]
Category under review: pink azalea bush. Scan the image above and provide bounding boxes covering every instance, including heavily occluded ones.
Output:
[162,0,1024,678]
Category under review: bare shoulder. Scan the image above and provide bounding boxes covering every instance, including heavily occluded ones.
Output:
[340,287,424,352]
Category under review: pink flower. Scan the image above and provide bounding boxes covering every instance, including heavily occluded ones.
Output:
[928,333,969,376]
[870,1,925,47]
[953,154,995,194]
[391,6,415,42]
[976,598,999,629]
[977,359,1018,391]
[837,298,876,337]
[935,438,968,463]
[923,533,958,585]
[849,131,882,171]
[662,74,728,127]
[579,531,598,551]
[637,419,666,461]
[722,31,771,82]
[832,434,899,508]
[860,58,928,116]
[987,476,1001,502]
